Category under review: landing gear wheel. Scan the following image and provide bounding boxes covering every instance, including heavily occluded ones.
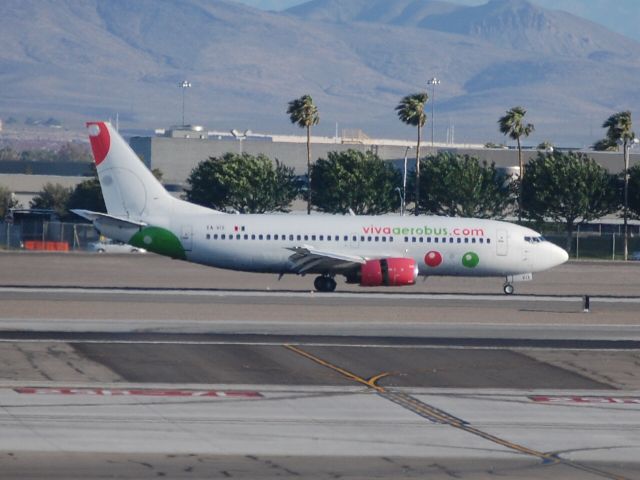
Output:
[314,275,337,292]
[503,283,514,295]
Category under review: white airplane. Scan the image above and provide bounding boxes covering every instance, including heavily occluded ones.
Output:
[73,122,569,294]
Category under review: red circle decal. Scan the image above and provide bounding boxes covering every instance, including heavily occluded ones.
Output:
[424,251,443,267]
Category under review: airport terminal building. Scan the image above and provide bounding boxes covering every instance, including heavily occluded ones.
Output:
[129,125,639,194]
[130,126,428,191]
[1,124,639,207]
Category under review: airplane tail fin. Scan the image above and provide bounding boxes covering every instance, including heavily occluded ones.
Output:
[86,121,174,220]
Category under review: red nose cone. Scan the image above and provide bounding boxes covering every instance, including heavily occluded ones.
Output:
[424,251,443,267]
[86,122,110,166]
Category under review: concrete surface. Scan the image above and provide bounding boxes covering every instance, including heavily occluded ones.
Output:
[0,252,639,479]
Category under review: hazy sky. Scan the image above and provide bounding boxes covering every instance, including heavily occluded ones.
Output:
[234,0,640,42]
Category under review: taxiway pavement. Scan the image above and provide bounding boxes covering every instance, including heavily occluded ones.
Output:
[0,252,639,479]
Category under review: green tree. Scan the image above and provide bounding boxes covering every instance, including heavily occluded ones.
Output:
[594,111,634,151]
[396,92,428,216]
[522,151,619,253]
[630,164,640,219]
[151,167,164,182]
[185,153,299,213]
[29,182,72,218]
[537,141,554,152]
[287,94,319,215]
[411,152,515,218]
[311,149,401,215]
[0,147,20,161]
[598,111,635,259]
[498,106,535,221]
[0,186,20,218]
[67,177,106,213]
[592,138,617,151]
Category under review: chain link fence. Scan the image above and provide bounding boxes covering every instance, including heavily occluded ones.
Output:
[544,233,640,260]
[0,221,100,251]
[542,222,640,260]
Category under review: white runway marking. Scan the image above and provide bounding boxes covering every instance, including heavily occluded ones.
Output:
[14,387,263,398]
[529,395,640,404]
[3,286,639,302]
[0,337,634,352]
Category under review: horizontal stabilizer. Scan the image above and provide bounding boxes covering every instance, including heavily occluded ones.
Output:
[71,209,147,229]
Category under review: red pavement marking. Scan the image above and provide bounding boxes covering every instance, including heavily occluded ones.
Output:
[530,395,640,404]
[14,387,262,398]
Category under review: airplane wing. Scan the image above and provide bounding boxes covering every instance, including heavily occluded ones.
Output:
[286,245,366,274]
[71,209,147,229]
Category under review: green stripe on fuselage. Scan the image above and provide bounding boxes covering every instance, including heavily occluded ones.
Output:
[129,227,186,260]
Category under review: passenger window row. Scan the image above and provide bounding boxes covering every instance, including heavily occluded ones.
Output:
[207,233,356,242]
[404,236,490,244]
[205,233,395,242]
[204,232,490,244]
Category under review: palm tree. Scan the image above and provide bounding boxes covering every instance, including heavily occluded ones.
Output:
[498,106,535,221]
[396,93,429,216]
[287,95,320,215]
[602,111,635,260]
[536,141,554,152]
[602,111,634,149]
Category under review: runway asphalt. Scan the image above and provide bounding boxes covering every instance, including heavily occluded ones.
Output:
[0,252,639,479]
[2,251,640,296]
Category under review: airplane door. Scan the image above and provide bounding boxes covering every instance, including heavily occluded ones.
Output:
[496,229,508,256]
[180,225,193,251]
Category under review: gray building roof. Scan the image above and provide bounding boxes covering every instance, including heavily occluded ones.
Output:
[0,174,86,207]
[130,134,640,189]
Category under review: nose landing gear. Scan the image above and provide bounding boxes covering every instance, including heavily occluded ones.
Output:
[314,275,337,292]
[503,283,514,295]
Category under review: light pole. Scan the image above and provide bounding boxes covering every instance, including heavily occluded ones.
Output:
[230,129,250,154]
[402,146,411,215]
[621,137,640,260]
[427,77,441,147]
[179,80,192,126]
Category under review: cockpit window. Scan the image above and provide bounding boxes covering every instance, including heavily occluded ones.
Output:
[524,236,545,243]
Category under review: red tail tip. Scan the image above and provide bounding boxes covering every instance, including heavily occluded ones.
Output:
[86,122,110,166]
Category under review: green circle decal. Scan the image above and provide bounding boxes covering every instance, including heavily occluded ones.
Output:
[462,251,479,268]
[129,227,187,260]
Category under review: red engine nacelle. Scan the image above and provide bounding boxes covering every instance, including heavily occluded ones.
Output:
[360,258,418,287]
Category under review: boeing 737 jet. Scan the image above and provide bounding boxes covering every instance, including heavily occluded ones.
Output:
[73,122,569,294]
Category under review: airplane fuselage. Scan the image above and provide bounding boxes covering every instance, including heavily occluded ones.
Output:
[101,209,564,278]
[79,121,569,294]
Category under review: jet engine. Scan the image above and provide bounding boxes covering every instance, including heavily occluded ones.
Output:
[358,258,418,287]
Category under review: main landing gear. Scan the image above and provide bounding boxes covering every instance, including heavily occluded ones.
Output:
[503,283,514,295]
[314,275,337,292]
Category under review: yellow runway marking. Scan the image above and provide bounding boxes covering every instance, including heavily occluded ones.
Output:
[284,344,386,392]
[366,372,390,388]
[284,343,630,480]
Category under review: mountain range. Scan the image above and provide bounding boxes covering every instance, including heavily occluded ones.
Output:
[1,0,639,146]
